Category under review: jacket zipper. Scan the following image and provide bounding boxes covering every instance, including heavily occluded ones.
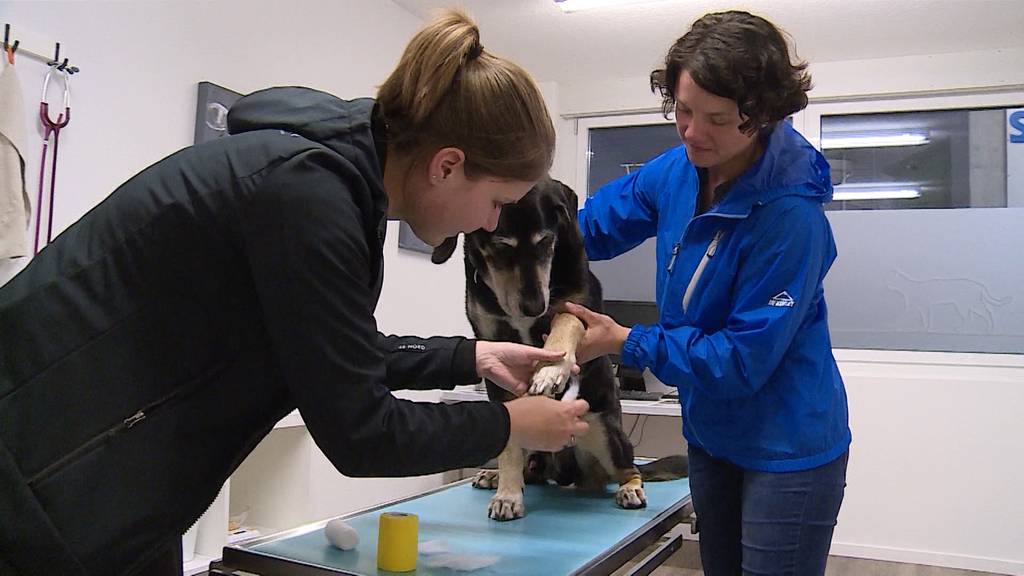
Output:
[28,409,148,485]
[27,363,225,486]
[666,243,681,275]
[682,229,724,314]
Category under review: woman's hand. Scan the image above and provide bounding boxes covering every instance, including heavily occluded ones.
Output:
[563,302,632,364]
[476,341,573,396]
[505,395,590,452]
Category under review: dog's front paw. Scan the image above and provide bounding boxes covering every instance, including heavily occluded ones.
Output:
[615,482,647,509]
[472,469,499,490]
[488,490,525,521]
[529,359,574,397]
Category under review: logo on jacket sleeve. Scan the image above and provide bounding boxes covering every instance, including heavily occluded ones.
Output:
[396,344,427,351]
[768,291,795,308]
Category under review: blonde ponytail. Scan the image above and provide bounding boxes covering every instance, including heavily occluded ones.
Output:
[377,9,554,182]
[378,10,481,127]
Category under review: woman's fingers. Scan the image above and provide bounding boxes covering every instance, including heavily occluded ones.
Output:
[505,396,590,452]
[564,301,595,324]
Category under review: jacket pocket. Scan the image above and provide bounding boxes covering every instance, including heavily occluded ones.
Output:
[26,362,227,487]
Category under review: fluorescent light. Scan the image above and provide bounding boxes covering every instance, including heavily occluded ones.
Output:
[820,132,929,149]
[554,0,655,12]
[832,184,922,201]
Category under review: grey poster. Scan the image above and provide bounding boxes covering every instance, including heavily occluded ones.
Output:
[195,81,243,145]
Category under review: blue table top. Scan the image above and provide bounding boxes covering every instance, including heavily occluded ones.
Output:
[239,477,691,575]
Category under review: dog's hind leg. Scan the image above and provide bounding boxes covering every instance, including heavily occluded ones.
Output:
[471,469,499,490]
[488,441,527,521]
[574,413,647,509]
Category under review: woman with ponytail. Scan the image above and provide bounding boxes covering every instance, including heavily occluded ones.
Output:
[0,10,587,576]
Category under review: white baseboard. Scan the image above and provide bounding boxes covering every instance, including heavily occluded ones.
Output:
[678,533,1022,575]
[829,542,1023,575]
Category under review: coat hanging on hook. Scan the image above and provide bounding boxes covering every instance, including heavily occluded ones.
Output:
[0,41,31,258]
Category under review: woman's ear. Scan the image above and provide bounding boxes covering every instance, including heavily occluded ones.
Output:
[428,147,466,182]
[431,235,459,264]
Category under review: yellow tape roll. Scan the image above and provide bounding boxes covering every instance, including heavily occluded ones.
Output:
[377,512,418,572]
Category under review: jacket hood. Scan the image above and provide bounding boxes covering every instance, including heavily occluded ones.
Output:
[227,86,383,183]
[717,121,834,214]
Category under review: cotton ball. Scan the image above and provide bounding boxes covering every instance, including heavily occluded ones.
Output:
[324,519,359,550]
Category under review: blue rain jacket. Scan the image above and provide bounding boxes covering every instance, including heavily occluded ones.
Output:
[579,122,851,472]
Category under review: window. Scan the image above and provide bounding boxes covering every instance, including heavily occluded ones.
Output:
[821,107,1016,211]
[575,93,1024,354]
[586,123,679,196]
[575,113,676,303]
[803,92,1024,353]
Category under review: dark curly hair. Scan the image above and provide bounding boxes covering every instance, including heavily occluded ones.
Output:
[650,11,812,134]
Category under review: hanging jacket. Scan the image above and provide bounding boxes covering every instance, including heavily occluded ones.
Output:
[0,59,30,258]
[0,87,508,576]
[579,122,851,473]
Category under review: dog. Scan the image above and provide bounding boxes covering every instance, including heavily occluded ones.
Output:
[432,178,687,521]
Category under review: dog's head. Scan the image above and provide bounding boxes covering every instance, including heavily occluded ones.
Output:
[432,179,581,319]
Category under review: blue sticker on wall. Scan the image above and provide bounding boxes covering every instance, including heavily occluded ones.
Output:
[1010,110,1024,144]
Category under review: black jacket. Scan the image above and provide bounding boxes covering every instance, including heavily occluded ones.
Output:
[0,87,509,575]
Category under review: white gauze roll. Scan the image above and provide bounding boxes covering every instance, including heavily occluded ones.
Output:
[324,519,359,550]
[561,375,581,403]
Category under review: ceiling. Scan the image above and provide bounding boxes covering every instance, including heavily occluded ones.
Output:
[391,0,1024,84]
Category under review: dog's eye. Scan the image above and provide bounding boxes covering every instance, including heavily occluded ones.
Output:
[537,235,555,250]
[490,243,515,256]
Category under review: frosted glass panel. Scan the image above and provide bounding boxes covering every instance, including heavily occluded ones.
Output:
[583,113,1024,354]
[825,209,1023,353]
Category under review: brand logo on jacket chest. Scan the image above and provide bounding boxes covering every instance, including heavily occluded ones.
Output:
[768,291,796,308]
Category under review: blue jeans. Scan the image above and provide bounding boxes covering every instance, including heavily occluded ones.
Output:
[688,445,848,576]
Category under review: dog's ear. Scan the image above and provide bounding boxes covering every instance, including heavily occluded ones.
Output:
[552,179,579,224]
[431,236,459,264]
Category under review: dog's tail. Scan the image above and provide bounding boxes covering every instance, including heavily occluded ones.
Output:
[638,455,689,481]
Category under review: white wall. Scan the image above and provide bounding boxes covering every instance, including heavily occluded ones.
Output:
[831,351,1024,575]
[5,3,1023,572]
[0,0,451,548]
[0,0,422,285]
[551,47,1024,192]
[546,48,1024,574]
[371,42,1024,573]
[375,45,1024,575]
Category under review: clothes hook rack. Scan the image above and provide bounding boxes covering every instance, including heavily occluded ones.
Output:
[2,24,81,74]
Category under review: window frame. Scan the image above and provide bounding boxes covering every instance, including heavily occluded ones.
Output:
[572,90,1024,210]
[568,89,1024,356]
[802,90,1024,148]
[574,112,677,202]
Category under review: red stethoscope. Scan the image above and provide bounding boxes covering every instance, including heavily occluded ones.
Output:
[35,65,71,254]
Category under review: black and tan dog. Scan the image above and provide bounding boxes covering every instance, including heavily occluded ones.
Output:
[432,178,686,521]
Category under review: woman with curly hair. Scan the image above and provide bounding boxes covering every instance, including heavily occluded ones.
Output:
[566,11,850,575]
